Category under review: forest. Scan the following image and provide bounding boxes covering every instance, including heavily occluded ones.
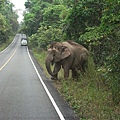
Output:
[0,0,19,43]
[1,0,120,119]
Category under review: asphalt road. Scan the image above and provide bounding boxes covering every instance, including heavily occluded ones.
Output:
[0,34,79,120]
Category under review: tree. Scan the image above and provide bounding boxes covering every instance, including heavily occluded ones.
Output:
[43,4,66,27]
[0,0,19,43]
[63,0,105,40]
[0,13,10,43]
[21,0,120,105]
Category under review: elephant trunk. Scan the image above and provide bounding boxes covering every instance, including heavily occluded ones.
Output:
[45,53,54,76]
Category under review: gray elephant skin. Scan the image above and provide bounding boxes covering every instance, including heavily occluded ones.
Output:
[45,40,89,80]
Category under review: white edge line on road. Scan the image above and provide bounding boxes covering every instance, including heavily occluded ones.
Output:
[27,47,65,120]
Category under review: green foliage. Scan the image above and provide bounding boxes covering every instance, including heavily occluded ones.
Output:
[2,0,19,32]
[25,1,31,9]
[79,0,120,104]
[21,0,120,110]
[29,25,63,50]
[0,0,19,43]
[63,0,104,40]
[24,13,36,35]
[60,78,119,120]
[0,35,14,52]
[31,50,120,120]
[0,13,10,43]
[23,0,52,36]
[23,0,68,49]
[43,5,66,27]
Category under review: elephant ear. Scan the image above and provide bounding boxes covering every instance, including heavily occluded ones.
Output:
[61,46,71,59]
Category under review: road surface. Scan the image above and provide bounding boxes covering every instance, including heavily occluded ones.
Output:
[0,34,79,120]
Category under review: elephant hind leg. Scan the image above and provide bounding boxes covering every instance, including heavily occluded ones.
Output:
[80,61,87,73]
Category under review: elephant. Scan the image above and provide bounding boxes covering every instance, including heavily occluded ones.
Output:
[45,40,89,80]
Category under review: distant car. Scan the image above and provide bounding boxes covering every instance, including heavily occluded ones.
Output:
[21,38,27,46]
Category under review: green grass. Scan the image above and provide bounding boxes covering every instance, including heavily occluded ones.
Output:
[32,49,120,120]
[0,36,14,52]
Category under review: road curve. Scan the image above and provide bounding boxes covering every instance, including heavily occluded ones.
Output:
[0,34,79,120]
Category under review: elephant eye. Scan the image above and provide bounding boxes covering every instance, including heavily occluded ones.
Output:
[58,48,61,51]
[58,47,61,51]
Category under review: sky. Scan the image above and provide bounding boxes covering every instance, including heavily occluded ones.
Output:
[9,0,27,23]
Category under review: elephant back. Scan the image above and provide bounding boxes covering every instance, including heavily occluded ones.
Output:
[65,41,89,70]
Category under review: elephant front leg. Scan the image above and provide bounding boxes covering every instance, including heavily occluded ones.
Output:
[51,63,61,80]
[63,68,69,79]
[51,74,58,80]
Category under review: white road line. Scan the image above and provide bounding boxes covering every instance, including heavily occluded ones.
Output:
[27,47,65,120]
[0,48,17,71]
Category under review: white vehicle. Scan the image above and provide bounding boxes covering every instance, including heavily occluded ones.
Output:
[21,38,27,46]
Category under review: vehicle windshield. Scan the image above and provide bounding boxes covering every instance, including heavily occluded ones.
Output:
[21,38,27,41]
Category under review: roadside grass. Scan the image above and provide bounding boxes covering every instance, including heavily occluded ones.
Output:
[31,48,51,78]
[32,49,120,120]
[0,36,14,52]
